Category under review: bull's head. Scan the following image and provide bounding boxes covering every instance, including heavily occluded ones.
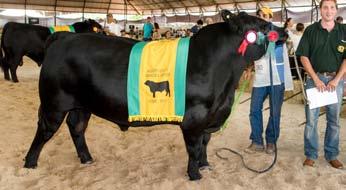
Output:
[85,19,104,33]
[221,10,288,62]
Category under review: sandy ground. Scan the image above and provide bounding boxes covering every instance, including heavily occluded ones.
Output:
[1,57,346,190]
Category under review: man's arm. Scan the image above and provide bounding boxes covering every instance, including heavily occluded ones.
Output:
[301,56,326,92]
[327,59,346,91]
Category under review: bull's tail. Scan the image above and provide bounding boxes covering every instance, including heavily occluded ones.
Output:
[0,23,8,72]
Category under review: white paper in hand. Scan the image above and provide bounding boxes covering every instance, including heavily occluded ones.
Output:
[306,88,338,109]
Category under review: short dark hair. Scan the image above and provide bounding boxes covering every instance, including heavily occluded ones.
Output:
[296,23,305,32]
[197,19,203,25]
[319,0,338,9]
[336,16,343,22]
[284,18,292,29]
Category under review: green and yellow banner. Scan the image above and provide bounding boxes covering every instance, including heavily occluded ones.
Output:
[127,38,190,122]
[49,25,75,34]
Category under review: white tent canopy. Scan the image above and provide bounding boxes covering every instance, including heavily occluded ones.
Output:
[0,0,344,27]
[0,0,345,15]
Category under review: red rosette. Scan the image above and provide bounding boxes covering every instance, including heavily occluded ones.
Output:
[267,31,279,42]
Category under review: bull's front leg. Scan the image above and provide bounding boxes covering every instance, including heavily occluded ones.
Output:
[181,129,204,180]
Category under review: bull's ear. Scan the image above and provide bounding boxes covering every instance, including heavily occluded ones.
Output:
[221,9,234,22]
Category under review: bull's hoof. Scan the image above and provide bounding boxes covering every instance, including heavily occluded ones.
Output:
[199,161,210,168]
[81,158,94,165]
[199,165,213,171]
[188,172,202,181]
[119,125,129,132]
[12,79,19,83]
[24,162,37,169]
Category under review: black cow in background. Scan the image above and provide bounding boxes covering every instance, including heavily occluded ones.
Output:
[24,10,287,180]
[0,19,103,82]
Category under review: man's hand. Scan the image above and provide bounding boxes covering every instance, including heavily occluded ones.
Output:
[326,78,339,92]
[313,78,327,92]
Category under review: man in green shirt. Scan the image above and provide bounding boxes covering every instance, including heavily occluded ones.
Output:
[296,0,346,169]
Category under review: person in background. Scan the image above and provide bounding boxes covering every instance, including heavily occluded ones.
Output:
[120,29,126,37]
[244,6,293,154]
[296,0,346,169]
[143,17,153,41]
[284,18,295,56]
[191,19,203,35]
[289,23,306,78]
[336,16,343,23]
[154,22,160,31]
[284,18,295,34]
[205,17,214,25]
[291,23,305,52]
[164,30,172,39]
[152,22,161,40]
[104,13,122,36]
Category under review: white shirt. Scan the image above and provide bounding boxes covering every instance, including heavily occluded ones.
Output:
[105,22,122,36]
[253,44,293,91]
[290,32,303,52]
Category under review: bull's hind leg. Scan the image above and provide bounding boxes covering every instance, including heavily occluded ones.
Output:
[66,110,93,164]
[9,56,21,82]
[181,129,204,180]
[24,109,66,168]
[2,63,10,81]
[199,132,211,169]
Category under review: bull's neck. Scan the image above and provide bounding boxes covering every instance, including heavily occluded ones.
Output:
[187,25,246,102]
[188,26,243,72]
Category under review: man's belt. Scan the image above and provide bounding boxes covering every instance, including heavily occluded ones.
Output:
[317,72,336,77]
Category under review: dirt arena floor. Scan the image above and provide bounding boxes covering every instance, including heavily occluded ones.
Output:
[1,57,346,190]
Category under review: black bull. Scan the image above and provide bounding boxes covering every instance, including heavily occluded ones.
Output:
[0,19,103,82]
[24,11,287,180]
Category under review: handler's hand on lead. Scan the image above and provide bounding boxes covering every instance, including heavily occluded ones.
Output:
[243,70,252,81]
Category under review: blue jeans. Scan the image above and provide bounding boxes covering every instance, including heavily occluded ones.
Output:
[304,74,344,161]
[249,83,285,145]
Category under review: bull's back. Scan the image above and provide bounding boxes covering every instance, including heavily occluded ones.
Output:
[41,34,136,123]
[3,22,49,53]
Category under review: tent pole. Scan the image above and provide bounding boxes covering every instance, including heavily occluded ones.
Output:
[107,0,111,15]
[315,0,319,21]
[24,0,27,24]
[124,0,128,29]
[311,0,317,23]
[82,0,86,21]
[54,0,57,26]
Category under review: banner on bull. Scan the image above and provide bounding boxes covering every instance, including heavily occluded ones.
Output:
[48,25,75,33]
[127,38,190,122]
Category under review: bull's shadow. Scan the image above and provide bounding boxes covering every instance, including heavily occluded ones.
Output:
[24,10,287,181]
